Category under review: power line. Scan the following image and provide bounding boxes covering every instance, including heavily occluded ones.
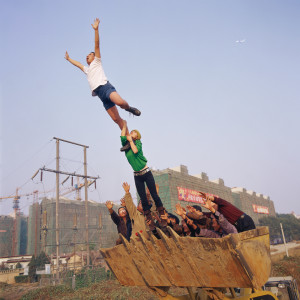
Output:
[0,139,53,184]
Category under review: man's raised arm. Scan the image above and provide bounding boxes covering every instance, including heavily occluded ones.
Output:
[65,51,84,71]
[91,18,101,58]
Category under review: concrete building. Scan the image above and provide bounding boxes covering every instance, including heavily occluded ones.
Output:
[0,255,32,270]
[27,197,119,256]
[0,216,13,257]
[152,165,276,224]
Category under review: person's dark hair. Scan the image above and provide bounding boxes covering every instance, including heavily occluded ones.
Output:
[192,205,202,212]
[90,52,95,55]
[168,213,180,224]
[118,206,127,214]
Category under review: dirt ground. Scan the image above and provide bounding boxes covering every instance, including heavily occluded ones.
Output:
[271,255,300,290]
[0,282,39,300]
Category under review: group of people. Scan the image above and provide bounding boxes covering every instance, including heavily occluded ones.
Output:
[65,18,256,246]
[106,182,256,245]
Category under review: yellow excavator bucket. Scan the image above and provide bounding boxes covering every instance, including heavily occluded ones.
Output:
[100,226,271,290]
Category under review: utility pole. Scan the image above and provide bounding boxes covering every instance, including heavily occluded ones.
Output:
[55,139,60,280]
[83,146,89,267]
[280,223,289,257]
[73,213,77,272]
[52,137,98,273]
[33,190,39,256]
[36,137,99,279]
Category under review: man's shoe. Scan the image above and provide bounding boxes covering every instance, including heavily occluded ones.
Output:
[120,141,131,152]
[125,106,141,116]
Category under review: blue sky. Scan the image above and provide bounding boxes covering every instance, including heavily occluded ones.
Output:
[1,0,299,216]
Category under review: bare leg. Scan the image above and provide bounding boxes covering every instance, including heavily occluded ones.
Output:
[109,92,130,110]
[106,106,125,130]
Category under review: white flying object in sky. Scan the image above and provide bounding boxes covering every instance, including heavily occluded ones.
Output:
[236,39,246,43]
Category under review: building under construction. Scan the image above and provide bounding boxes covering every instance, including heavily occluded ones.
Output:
[0,215,27,257]
[27,197,119,256]
[152,165,276,224]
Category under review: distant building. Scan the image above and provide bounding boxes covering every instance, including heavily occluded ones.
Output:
[291,211,300,219]
[152,165,276,224]
[0,255,32,270]
[0,215,27,257]
[27,197,119,256]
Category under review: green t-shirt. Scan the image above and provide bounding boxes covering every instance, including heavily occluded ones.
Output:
[121,136,147,172]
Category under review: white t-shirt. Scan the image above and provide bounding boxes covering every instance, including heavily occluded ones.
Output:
[83,57,108,96]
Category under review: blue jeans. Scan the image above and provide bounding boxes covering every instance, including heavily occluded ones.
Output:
[93,81,116,110]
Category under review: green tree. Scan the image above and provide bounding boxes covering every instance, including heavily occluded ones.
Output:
[28,255,37,282]
[36,251,50,269]
[259,214,300,241]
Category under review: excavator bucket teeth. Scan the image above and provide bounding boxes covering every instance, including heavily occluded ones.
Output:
[100,227,271,289]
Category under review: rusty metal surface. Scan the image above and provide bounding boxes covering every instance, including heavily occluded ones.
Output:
[100,226,271,289]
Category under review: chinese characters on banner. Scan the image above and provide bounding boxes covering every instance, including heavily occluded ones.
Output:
[177,187,205,204]
[252,204,269,214]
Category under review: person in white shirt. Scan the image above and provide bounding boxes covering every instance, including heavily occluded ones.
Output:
[65,18,141,132]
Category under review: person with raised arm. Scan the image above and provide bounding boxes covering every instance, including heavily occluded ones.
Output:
[65,18,141,133]
[105,200,132,245]
[120,121,167,231]
[199,192,256,232]
[121,182,150,240]
[200,196,238,236]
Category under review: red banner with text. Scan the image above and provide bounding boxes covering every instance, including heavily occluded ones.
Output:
[252,204,269,214]
[177,187,206,204]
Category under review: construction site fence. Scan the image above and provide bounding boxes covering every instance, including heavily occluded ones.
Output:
[39,265,115,290]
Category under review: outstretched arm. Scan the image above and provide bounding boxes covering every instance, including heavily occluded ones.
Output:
[65,51,84,71]
[91,18,101,58]
[121,120,128,137]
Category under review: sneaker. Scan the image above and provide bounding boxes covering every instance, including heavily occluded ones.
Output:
[125,106,141,116]
[120,141,131,152]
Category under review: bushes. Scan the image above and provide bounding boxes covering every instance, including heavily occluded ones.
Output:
[15,275,29,283]
[75,267,107,289]
[20,285,73,300]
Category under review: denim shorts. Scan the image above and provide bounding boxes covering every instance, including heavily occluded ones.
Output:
[93,81,116,110]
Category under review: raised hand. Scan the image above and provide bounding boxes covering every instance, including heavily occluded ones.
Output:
[160,213,168,220]
[175,203,186,217]
[186,205,196,213]
[65,51,69,60]
[206,194,215,201]
[152,212,161,222]
[126,135,133,143]
[202,198,216,213]
[186,217,194,226]
[122,182,130,193]
[120,197,126,207]
[198,191,206,198]
[105,201,113,210]
[91,18,100,30]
